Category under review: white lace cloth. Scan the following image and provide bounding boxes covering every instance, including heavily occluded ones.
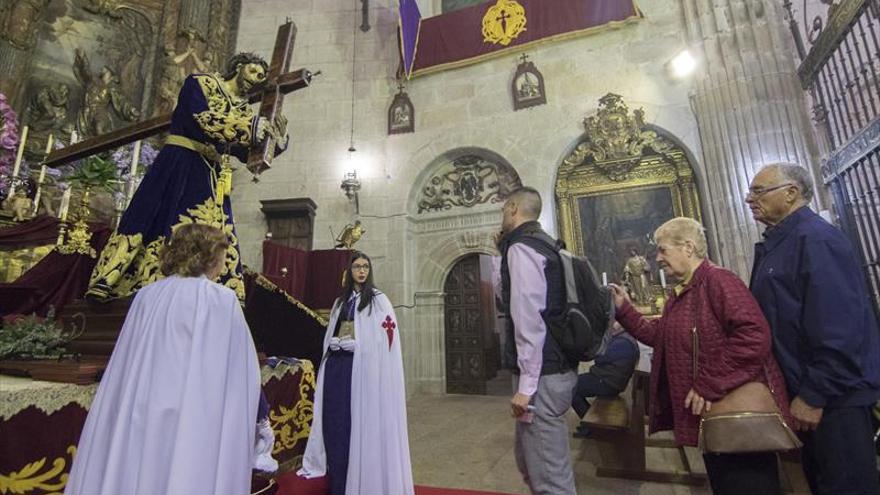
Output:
[0,375,98,421]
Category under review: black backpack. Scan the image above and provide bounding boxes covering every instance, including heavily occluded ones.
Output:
[546,246,615,363]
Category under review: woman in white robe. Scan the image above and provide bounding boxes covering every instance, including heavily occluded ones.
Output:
[65,223,262,495]
[298,251,414,495]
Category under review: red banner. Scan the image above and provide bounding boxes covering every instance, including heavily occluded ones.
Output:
[409,0,642,77]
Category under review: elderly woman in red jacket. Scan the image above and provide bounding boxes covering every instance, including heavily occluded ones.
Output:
[610,217,791,495]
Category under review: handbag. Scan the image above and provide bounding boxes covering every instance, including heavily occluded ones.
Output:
[691,285,802,454]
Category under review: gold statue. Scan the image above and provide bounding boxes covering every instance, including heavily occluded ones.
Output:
[623,248,651,305]
[335,220,365,249]
[2,189,35,222]
[73,48,140,137]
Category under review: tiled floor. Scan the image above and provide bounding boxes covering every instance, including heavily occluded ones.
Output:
[407,394,712,495]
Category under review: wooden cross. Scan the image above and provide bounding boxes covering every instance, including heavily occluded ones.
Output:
[44,20,313,179]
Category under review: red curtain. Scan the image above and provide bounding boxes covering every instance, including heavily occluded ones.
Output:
[0,220,111,317]
[0,215,60,247]
[260,241,350,310]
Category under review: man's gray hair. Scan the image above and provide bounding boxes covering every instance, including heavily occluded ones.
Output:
[764,163,814,202]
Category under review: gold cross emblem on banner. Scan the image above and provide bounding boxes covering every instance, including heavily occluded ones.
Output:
[482,0,527,46]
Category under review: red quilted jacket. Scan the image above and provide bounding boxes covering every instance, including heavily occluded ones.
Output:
[616,260,791,447]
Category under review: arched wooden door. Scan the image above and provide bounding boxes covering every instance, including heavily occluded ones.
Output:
[443,254,501,394]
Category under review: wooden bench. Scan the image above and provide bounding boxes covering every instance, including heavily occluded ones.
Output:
[581,371,707,485]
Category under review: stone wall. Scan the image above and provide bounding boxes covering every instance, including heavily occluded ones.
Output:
[232,0,706,393]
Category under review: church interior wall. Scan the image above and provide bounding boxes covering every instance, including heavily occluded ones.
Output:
[232,0,703,392]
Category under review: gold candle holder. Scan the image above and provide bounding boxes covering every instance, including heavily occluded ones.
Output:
[57,186,96,258]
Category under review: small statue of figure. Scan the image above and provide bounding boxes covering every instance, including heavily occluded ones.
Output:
[335,220,365,249]
[623,248,651,305]
[73,49,140,138]
[24,83,73,133]
[2,189,34,222]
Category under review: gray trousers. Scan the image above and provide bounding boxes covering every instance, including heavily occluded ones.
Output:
[514,370,577,495]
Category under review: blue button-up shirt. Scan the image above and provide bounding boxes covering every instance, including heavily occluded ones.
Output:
[749,206,880,408]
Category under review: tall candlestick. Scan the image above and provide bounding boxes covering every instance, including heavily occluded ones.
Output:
[126,140,142,204]
[59,187,71,221]
[659,269,667,289]
[32,134,54,215]
[601,272,608,286]
[8,125,28,197]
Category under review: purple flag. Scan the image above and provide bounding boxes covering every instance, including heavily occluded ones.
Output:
[398,0,422,79]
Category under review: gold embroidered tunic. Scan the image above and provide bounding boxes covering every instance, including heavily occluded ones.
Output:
[87,73,262,301]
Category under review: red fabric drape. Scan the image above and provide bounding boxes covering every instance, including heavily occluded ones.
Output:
[0,223,111,317]
[0,215,60,247]
[260,241,350,309]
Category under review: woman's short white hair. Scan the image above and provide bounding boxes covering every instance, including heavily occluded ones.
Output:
[654,217,708,259]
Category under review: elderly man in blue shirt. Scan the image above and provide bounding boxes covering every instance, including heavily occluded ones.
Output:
[747,163,880,495]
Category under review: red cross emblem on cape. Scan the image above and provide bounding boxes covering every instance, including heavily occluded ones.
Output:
[382,315,396,350]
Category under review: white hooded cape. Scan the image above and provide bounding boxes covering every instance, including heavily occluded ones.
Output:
[65,276,261,495]
[298,290,414,495]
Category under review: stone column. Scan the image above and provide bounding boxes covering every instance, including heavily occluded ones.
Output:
[682,0,822,277]
[412,291,445,395]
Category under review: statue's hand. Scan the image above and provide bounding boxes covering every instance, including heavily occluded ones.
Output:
[273,114,288,138]
[256,116,272,141]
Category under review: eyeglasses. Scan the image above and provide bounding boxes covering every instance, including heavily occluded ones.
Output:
[351,264,371,272]
[746,182,795,199]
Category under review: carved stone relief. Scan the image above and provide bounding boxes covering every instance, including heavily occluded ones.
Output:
[5,0,241,142]
[417,154,522,214]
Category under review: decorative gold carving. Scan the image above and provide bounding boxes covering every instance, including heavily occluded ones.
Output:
[563,93,672,182]
[556,95,702,274]
[193,74,254,145]
[481,0,527,46]
[57,187,97,258]
[0,243,53,283]
[0,445,76,495]
[268,360,316,455]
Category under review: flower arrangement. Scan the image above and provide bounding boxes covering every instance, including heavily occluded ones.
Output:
[0,92,21,198]
[0,308,82,360]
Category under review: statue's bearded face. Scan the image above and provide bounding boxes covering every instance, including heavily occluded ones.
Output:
[235,63,267,95]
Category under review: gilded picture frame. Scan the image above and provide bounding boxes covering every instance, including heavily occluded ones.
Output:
[556,143,702,286]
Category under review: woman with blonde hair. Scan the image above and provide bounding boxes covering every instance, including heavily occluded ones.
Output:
[610,217,792,495]
[66,223,262,495]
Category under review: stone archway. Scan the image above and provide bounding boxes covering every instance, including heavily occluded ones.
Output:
[404,147,521,394]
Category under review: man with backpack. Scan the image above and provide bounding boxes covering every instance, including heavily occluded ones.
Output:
[496,186,577,495]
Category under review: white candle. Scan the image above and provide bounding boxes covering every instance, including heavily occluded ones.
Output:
[126,140,142,203]
[32,134,54,215]
[59,188,71,221]
[8,125,28,197]
[601,272,608,286]
[659,269,667,288]
[70,129,79,144]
